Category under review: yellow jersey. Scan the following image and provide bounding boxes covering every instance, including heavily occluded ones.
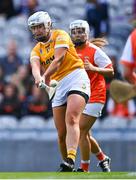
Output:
[30,29,84,80]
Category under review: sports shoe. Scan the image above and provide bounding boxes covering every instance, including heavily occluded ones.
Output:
[98,156,111,172]
[57,158,75,172]
[76,168,85,172]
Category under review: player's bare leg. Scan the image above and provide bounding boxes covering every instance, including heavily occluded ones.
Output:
[54,94,87,172]
[53,106,67,160]
[78,114,96,172]
[89,135,111,172]
[78,114,111,172]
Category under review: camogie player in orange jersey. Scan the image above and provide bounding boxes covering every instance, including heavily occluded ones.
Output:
[120,29,136,85]
[69,20,114,172]
[28,12,90,172]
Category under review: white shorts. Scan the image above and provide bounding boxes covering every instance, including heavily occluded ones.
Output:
[83,103,104,118]
[52,69,90,107]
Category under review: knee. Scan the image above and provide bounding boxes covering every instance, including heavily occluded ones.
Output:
[66,111,79,126]
[80,125,89,140]
[80,129,87,140]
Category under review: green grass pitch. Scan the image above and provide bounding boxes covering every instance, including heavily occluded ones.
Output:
[0,172,136,179]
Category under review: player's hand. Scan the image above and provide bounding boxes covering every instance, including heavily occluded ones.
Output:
[35,76,44,87]
[84,60,98,72]
[41,74,50,86]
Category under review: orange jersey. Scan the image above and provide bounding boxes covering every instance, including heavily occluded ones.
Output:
[120,29,136,69]
[30,29,84,81]
[120,29,136,83]
[76,42,112,103]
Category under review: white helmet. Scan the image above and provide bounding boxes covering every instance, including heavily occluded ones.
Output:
[28,11,52,42]
[28,11,51,29]
[69,20,90,37]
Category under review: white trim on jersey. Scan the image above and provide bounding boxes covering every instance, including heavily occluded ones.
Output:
[89,43,112,68]
[55,44,69,49]
[120,36,134,63]
[30,56,40,60]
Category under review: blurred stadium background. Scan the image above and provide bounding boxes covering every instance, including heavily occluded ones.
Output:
[0,0,136,172]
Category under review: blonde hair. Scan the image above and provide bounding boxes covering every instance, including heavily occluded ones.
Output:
[90,38,108,48]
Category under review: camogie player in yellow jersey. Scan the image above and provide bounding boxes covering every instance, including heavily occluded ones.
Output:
[28,11,90,172]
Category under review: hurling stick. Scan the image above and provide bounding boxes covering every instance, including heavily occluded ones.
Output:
[39,80,58,100]
[109,80,136,103]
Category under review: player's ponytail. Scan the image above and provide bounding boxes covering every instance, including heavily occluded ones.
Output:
[90,38,108,48]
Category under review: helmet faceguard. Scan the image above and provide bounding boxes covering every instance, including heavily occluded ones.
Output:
[28,11,52,42]
[69,20,90,46]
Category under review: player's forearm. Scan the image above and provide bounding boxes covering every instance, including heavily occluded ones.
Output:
[43,59,61,78]
[95,67,114,77]
[30,57,41,82]
[127,77,136,84]
[43,47,66,80]
[31,62,41,82]
[32,68,41,80]
[125,72,136,84]
[43,52,65,80]
[122,65,136,84]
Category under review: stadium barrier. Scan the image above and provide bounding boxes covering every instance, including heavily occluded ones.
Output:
[0,128,136,171]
